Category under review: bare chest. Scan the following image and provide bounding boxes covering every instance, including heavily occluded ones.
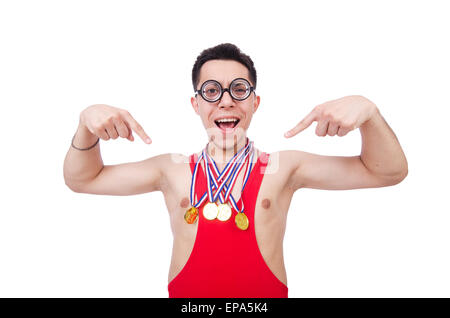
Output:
[162,158,290,226]
[160,153,294,284]
[161,154,292,247]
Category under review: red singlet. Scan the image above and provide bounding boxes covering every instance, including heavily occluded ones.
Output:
[168,152,288,298]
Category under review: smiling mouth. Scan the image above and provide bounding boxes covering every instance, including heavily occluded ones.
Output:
[214,118,240,131]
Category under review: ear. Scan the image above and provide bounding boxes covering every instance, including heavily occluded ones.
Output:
[253,94,261,113]
[191,96,200,115]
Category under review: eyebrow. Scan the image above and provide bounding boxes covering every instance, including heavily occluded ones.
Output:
[201,78,250,86]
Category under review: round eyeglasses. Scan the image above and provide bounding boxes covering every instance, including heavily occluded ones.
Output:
[195,78,255,103]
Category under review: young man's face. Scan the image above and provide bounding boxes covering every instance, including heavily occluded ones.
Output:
[191,59,260,151]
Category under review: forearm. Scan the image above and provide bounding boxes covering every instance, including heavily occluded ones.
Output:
[359,106,408,179]
[63,122,104,190]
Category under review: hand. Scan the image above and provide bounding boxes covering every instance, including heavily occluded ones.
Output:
[284,95,377,138]
[80,104,152,144]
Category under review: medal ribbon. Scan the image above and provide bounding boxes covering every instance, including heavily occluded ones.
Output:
[206,141,253,202]
[209,138,250,184]
[206,142,254,213]
[241,144,255,192]
[203,139,250,203]
[204,151,226,204]
[189,139,254,212]
[190,150,242,209]
[230,145,254,213]
[190,153,208,208]
[204,142,251,203]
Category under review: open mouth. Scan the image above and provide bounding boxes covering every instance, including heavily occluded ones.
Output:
[214,118,240,131]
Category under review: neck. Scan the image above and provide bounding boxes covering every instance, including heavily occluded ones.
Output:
[206,135,248,169]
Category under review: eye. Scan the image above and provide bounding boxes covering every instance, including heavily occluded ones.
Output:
[232,82,249,98]
[202,82,221,100]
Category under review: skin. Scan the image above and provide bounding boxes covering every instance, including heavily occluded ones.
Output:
[190,60,261,169]
[64,59,408,288]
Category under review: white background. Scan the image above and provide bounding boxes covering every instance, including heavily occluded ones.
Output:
[0,0,448,297]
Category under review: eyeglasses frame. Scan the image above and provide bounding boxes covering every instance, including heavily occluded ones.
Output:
[195,77,255,103]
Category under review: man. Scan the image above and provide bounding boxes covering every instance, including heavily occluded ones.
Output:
[63,43,408,298]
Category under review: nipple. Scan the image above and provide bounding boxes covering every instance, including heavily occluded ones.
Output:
[261,198,271,209]
[180,197,190,208]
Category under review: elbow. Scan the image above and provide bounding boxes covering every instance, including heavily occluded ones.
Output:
[390,167,408,185]
[65,181,79,193]
[372,164,408,187]
[386,156,409,185]
[397,160,409,183]
[64,178,84,193]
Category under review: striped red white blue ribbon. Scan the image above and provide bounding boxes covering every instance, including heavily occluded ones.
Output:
[205,142,254,213]
[206,141,253,202]
[202,139,250,203]
[189,138,251,209]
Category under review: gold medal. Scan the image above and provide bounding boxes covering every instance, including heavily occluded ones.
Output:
[184,206,198,224]
[217,203,232,221]
[203,202,218,220]
[235,212,249,230]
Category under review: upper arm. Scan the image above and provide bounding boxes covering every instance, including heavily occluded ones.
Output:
[285,150,403,191]
[73,153,171,196]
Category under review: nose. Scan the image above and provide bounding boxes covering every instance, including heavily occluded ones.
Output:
[218,89,235,108]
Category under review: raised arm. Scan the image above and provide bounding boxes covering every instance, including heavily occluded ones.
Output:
[284,95,408,191]
[63,104,164,195]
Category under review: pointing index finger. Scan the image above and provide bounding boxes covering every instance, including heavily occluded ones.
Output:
[122,111,152,144]
[284,111,317,138]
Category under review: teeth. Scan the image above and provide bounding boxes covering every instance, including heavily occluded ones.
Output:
[217,118,238,123]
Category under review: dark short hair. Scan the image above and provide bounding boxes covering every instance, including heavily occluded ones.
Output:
[192,43,257,91]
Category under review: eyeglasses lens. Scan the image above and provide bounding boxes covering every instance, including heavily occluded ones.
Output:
[202,82,221,101]
[231,80,250,100]
[200,79,251,102]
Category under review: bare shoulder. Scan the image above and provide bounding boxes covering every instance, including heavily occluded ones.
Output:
[157,152,192,177]
[267,150,303,174]
[158,152,195,194]
[158,153,190,170]
[263,150,303,192]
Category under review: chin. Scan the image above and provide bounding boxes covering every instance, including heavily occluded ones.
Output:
[206,126,247,149]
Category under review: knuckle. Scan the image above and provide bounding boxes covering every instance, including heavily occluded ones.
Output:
[336,118,348,127]
[341,121,353,129]
[334,116,344,123]
[108,114,119,122]
[322,109,332,118]
[119,109,130,117]
[92,124,104,133]
[314,106,323,116]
